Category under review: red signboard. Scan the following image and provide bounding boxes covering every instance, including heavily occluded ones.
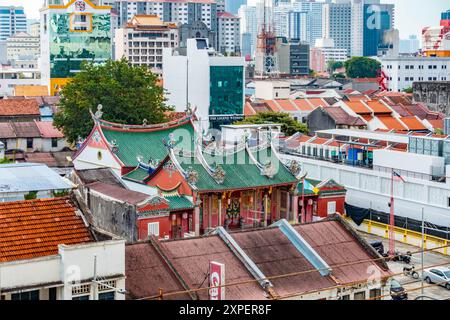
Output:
[209,261,225,300]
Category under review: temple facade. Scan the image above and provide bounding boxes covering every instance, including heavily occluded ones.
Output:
[73,109,308,239]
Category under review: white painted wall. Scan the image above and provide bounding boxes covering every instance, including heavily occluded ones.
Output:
[373,149,445,176]
[254,80,291,100]
[0,240,126,300]
[281,153,450,227]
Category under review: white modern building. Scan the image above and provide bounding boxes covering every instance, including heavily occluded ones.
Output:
[217,11,240,55]
[399,35,420,54]
[163,38,245,130]
[281,128,450,230]
[6,32,40,63]
[310,38,348,73]
[115,14,179,75]
[237,4,257,57]
[381,56,450,91]
[0,238,126,300]
[0,66,41,97]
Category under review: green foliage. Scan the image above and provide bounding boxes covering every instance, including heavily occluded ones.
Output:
[52,190,70,198]
[234,112,308,136]
[0,158,12,164]
[434,128,444,135]
[403,86,413,93]
[24,191,38,200]
[333,73,346,79]
[53,59,173,144]
[327,60,344,73]
[344,57,381,78]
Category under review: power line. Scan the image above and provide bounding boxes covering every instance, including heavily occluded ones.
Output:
[135,243,450,300]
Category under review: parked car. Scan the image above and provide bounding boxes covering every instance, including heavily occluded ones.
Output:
[389,278,408,300]
[423,267,450,290]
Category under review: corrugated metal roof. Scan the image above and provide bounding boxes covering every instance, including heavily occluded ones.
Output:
[0,163,72,193]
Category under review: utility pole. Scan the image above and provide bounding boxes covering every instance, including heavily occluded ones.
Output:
[421,207,425,295]
[389,169,395,256]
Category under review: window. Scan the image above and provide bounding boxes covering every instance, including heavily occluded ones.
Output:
[49,287,57,300]
[148,222,160,237]
[448,197,450,207]
[51,138,58,148]
[327,201,336,215]
[98,291,115,300]
[11,290,39,300]
[72,295,89,300]
[369,288,381,300]
[70,13,92,32]
[26,138,33,149]
[340,294,350,300]
[354,291,366,300]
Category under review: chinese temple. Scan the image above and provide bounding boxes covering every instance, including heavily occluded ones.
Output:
[73,107,302,239]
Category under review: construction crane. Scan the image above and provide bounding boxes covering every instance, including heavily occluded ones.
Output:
[255,0,279,78]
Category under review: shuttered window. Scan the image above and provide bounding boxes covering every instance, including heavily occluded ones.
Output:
[148,222,160,237]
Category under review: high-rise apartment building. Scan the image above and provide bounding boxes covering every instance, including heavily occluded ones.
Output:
[114,0,219,48]
[114,15,179,76]
[322,0,352,56]
[217,12,241,55]
[238,5,257,57]
[0,6,27,41]
[273,0,323,47]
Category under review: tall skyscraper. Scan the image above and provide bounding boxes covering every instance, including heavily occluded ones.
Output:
[225,0,246,15]
[238,4,258,56]
[322,0,352,56]
[350,0,394,57]
[399,35,420,54]
[0,6,27,41]
[273,0,324,46]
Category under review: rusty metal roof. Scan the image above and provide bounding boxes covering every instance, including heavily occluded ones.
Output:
[125,242,191,300]
[160,235,267,300]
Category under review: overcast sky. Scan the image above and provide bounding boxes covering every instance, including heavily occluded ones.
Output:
[1,0,448,39]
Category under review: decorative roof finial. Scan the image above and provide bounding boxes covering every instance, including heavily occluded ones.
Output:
[95,104,103,119]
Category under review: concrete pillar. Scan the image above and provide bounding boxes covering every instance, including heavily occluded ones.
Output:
[218,196,222,227]
[194,206,200,236]
[292,194,299,224]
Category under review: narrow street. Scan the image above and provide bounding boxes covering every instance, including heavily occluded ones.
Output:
[360,232,450,300]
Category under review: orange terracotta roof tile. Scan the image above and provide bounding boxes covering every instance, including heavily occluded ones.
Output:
[365,100,392,114]
[361,115,373,122]
[307,98,329,108]
[262,100,281,112]
[244,102,257,116]
[0,99,40,116]
[0,198,93,263]
[427,119,444,130]
[400,117,427,131]
[309,137,329,145]
[377,116,408,131]
[292,99,314,111]
[275,99,297,112]
[345,101,372,114]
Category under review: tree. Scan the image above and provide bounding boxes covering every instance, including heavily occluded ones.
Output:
[234,112,308,136]
[403,86,413,93]
[327,60,344,74]
[344,57,381,78]
[54,58,173,144]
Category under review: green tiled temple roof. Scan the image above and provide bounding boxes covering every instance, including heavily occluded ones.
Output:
[123,167,149,182]
[101,122,195,167]
[175,147,297,192]
[165,195,194,211]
